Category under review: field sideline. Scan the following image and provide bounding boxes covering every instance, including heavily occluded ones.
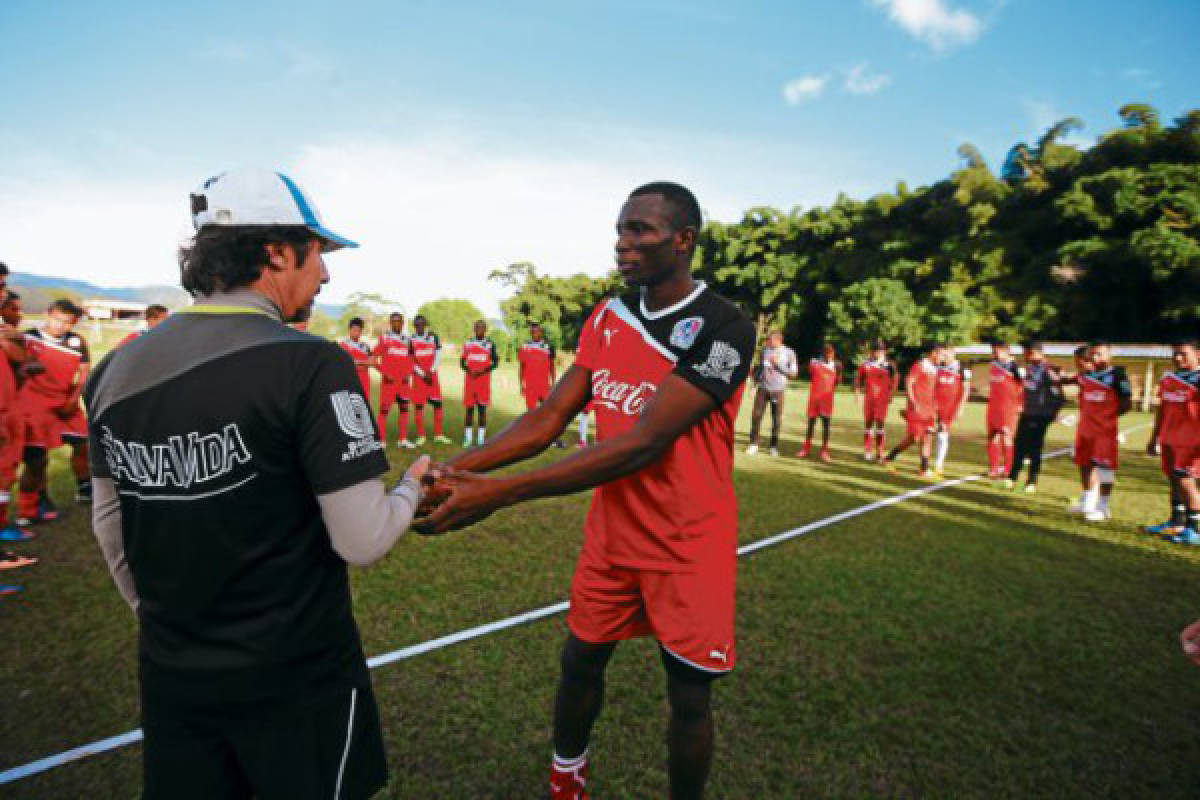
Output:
[3,358,1200,798]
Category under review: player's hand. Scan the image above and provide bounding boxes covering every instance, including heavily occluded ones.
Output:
[1182,619,1200,667]
[413,468,506,534]
[56,401,79,419]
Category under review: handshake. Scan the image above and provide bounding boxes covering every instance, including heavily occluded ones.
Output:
[399,455,505,535]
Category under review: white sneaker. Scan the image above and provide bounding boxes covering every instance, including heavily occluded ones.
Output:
[1067,498,1091,514]
[462,438,473,448]
[745,444,759,455]
[1084,509,1111,522]
[769,447,779,457]
[414,436,427,446]
[398,439,416,449]
[863,452,876,462]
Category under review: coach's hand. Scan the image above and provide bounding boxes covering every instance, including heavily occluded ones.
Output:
[1146,438,1160,457]
[1182,619,1200,667]
[413,468,505,534]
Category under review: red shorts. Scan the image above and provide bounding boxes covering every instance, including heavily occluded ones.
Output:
[807,392,834,418]
[568,549,736,675]
[411,373,443,405]
[379,377,411,411]
[904,406,935,439]
[987,408,1018,436]
[863,395,890,423]
[23,395,87,449]
[524,387,550,411]
[0,412,24,485]
[1161,444,1200,478]
[937,403,961,430]
[1074,432,1118,469]
[463,376,491,407]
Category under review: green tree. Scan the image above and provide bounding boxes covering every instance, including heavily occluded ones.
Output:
[338,291,403,337]
[826,279,923,359]
[416,298,486,345]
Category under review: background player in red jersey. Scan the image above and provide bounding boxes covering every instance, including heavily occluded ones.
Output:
[519,323,563,448]
[1067,342,1131,521]
[410,314,451,445]
[1144,339,1200,544]
[0,292,33,541]
[798,343,841,461]
[985,342,1024,479]
[460,319,499,448]
[338,316,375,401]
[117,304,169,347]
[854,339,898,461]
[416,182,755,800]
[377,312,416,449]
[882,342,942,477]
[933,344,971,476]
[18,299,91,524]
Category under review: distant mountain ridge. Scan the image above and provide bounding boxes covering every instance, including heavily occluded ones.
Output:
[9,271,190,307]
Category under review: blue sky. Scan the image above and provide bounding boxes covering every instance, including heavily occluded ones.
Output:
[1,0,1196,315]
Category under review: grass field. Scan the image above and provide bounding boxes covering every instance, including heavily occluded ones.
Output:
[3,356,1200,798]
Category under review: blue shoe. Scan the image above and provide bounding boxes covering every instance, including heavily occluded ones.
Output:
[0,526,34,542]
[1144,520,1181,536]
[1163,528,1200,546]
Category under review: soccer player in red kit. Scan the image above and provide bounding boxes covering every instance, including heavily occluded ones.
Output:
[933,345,971,475]
[18,299,91,523]
[853,339,897,461]
[460,320,499,448]
[410,314,451,445]
[519,323,557,410]
[338,316,374,400]
[117,304,170,347]
[377,312,416,449]
[798,343,841,461]
[882,343,941,477]
[1068,342,1131,521]
[1145,339,1200,544]
[986,342,1024,478]
[417,182,755,800]
[0,292,32,541]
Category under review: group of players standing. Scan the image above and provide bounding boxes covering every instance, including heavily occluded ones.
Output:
[334,312,561,450]
[745,333,1200,544]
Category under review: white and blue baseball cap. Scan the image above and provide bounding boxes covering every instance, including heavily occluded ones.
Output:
[190,168,358,252]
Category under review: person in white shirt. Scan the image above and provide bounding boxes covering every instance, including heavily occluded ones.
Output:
[746,331,798,456]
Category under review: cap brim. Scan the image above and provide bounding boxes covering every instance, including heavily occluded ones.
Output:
[310,224,358,252]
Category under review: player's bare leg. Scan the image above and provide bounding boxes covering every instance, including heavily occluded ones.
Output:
[818,416,832,462]
[431,399,450,444]
[413,402,427,444]
[463,405,476,447]
[1070,464,1100,514]
[476,405,488,445]
[551,635,616,798]
[798,417,816,458]
[882,432,915,472]
[664,662,715,800]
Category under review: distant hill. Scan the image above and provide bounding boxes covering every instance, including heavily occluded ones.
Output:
[9,271,190,308]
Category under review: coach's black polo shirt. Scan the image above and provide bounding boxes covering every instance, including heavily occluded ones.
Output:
[84,291,388,706]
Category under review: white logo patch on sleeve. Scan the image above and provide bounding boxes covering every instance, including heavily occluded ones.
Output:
[693,341,741,384]
[669,316,704,349]
[331,391,384,461]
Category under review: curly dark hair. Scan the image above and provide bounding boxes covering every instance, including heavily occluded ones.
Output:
[179,225,316,297]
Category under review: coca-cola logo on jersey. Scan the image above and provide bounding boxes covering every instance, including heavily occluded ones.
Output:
[1162,389,1189,403]
[592,369,656,416]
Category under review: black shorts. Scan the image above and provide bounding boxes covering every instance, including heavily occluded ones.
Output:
[142,679,387,800]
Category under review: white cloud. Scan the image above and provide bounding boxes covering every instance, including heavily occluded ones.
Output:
[1121,66,1163,90]
[869,0,983,52]
[844,63,892,95]
[782,74,830,105]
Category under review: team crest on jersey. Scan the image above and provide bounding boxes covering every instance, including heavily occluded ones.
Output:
[693,341,741,384]
[331,390,383,461]
[669,317,704,349]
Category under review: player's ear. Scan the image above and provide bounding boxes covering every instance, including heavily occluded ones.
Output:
[263,242,293,273]
[674,226,696,256]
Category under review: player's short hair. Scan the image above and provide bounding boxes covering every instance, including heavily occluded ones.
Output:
[870,339,887,350]
[1024,341,1044,353]
[414,315,427,323]
[990,340,1009,349]
[348,317,364,329]
[2,290,19,306]
[0,262,8,276]
[530,321,542,329]
[629,182,703,234]
[145,304,169,320]
[49,298,83,319]
[178,225,316,297]
[1171,338,1199,349]
[1073,344,1089,358]
[389,312,403,319]
[921,340,938,354]
[1089,340,1110,349]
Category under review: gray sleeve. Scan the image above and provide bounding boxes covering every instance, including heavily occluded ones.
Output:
[317,475,422,567]
[92,478,139,614]
[784,348,799,378]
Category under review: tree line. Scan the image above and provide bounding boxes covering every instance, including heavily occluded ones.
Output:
[492,102,1200,360]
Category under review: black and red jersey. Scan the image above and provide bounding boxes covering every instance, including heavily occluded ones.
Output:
[376,333,414,381]
[1160,369,1200,447]
[858,359,896,401]
[460,337,498,375]
[519,339,556,393]
[1078,366,1131,438]
[574,283,754,571]
[410,332,441,376]
[23,327,89,402]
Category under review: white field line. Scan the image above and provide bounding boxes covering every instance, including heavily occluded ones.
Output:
[0,425,1149,785]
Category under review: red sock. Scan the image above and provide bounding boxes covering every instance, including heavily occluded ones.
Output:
[398,409,409,440]
[433,406,445,436]
[415,410,426,437]
[18,490,38,520]
[1005,444,1015,473]
[864,432,873,451]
